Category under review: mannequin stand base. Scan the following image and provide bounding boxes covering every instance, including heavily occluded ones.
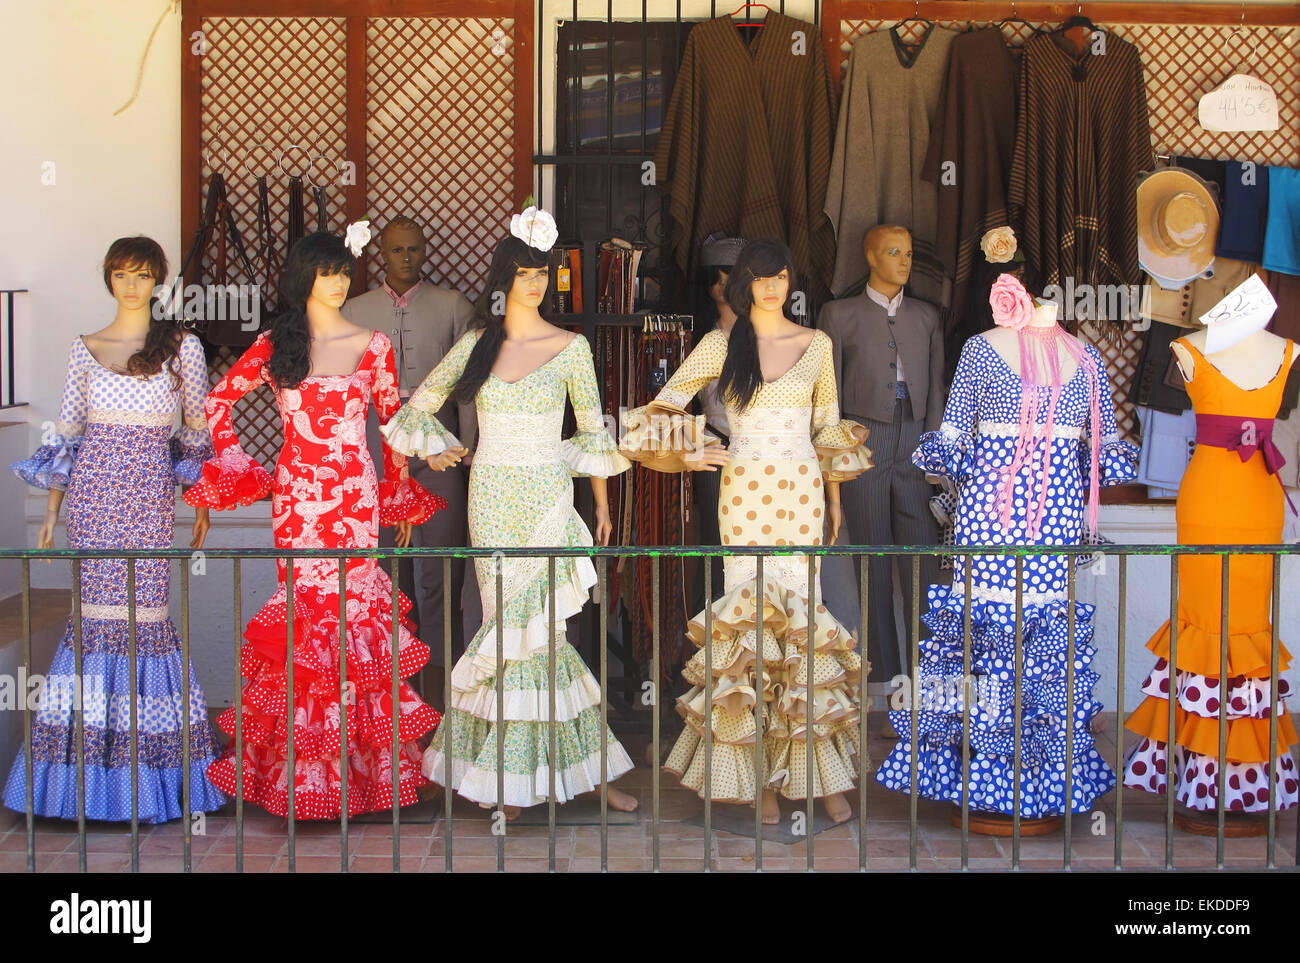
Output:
[949,809,1063,836]
[1173,807,1268,837]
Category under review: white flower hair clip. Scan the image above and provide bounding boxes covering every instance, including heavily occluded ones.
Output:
[510,206,559,253]
[344,219,372,257]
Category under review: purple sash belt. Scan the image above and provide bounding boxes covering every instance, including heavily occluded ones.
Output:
[1195,413,1297,514]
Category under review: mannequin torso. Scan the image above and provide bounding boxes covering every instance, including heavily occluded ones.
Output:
[1172,328,1297,390]
[979,302,1081,382]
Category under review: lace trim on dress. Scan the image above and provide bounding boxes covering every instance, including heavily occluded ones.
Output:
[87,409,175,427]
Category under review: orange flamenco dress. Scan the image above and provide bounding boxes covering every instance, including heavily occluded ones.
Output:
[1123,337,1299,813]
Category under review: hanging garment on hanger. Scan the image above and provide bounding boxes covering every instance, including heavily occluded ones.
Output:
[254,174,280,319]
[923,25,1020,335]
[287,175,306,253]
[176,172,263,348]
[825,24,958,304]
[1008,31,1152,320]
[313,184,329,233]
[654,11,836,302]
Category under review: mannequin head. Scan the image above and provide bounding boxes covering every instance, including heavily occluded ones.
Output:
[696,233,746,333]
[269,231,355,389]
[717,238,798,411]
[452,235,550,404]
[864,225,913,299]
[380,217,426,293]
[102,235,183,383]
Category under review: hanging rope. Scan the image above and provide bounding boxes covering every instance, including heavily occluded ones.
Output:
[113,0,181,117]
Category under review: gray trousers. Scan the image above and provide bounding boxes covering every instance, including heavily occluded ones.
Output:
[840,398,940,682]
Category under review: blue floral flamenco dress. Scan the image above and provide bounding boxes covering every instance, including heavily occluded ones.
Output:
[3,334,226,822]
[875,332,1138,817]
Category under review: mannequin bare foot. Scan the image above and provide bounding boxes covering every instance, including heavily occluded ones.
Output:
[824,792,852,824]
[417,781,442,803]
[503,805,522,822]
[585,786,639,812]
[761,790,780,825]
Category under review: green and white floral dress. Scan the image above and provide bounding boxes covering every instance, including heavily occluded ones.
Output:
[381,331,634,807]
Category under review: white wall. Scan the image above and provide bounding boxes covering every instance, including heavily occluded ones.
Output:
[0,0,274,705]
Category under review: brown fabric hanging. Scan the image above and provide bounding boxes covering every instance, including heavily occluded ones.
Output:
[174,172,263,348]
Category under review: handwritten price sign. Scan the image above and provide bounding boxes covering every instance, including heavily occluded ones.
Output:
[1198,75,1280,133]
[1200,273,1277,353]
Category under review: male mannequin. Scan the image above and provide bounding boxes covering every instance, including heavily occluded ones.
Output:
[342,216,480,702]
[816,224,944,682]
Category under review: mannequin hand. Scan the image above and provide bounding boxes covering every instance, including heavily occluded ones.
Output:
[191,507,211,550]
[684,444,730,472]
[594,504,613,546]
[394,520,413,548]
[426,446,468,472]
[827,499,843,546]
[37,512,57,551]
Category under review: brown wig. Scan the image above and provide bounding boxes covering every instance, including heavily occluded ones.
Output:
[102,236,184,388]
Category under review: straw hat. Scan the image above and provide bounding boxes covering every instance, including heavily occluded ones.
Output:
[1137,168,1220,286]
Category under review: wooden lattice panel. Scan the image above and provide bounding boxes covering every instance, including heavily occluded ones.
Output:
[366,17,519,298]
[199,16,350,466]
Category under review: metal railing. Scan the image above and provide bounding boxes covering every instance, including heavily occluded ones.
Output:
[1,542,1297,873]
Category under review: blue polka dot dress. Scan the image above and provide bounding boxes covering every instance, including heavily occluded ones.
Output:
[874,334,1138,817]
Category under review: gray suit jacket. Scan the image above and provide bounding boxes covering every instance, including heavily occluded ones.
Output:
[342,281,478,453]
[816,291,945,430]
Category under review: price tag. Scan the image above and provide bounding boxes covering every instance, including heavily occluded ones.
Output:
[1198,74,1280,133]
[1199,273,1277,353]
[556,267,571,292]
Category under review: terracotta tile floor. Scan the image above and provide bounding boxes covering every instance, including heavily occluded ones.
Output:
[2,717,1295,873]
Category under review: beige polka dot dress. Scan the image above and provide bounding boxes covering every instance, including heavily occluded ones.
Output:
[623,329,874,803]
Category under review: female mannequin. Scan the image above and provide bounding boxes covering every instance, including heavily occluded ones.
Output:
[877,274,1136,830]
[623,238,872,826]
[383,210,638,819]
[1124,306,1300,830]
[186,230,443,819]
[4,236,225,822]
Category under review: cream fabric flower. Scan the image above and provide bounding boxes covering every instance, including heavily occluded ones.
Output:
[980,226,1017,264]
[510,206,559,253]
[344,220,372,257]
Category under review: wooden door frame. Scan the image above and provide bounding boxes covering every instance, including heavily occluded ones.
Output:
[179,0,535,254]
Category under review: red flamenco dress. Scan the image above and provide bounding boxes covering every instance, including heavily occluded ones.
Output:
[186,330,443,818]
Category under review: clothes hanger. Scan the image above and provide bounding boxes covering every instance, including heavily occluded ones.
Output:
[996,1,1043,35]
[894,0,933,31]
[1055,3,1099,53]
[727,2,770,28]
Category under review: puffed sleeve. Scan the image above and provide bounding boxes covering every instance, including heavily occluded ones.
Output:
[380,330,477,457]
[371,334,444,526]
[168,333,215,486]
[810,332,873,482]
[619,329,727,473]
[912,334,984,489]
[11,338,89,491]
[561,335,631,478]
[1080,345,1139,490]
[182,333,275,509]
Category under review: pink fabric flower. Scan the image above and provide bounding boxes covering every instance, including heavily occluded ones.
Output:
[989,273,1034,330]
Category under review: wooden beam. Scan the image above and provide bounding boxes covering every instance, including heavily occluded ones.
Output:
[180,5,202,274]
[514,0,536,210]
[344,15,368,291]
[186,0,517,16]
[824,1,1300,27]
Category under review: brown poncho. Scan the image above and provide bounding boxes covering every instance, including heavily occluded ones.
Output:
[1008,30,1153,314]
[922,26,1021,335]
[653,11,837,300]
